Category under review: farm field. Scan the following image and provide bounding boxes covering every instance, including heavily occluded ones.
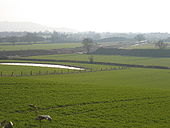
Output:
[0,42,82,51]
[1,68,170,127]
[0,64,74,76]
[0,60,119,75]
[2,43,170,127]
[26,54,170,67]
[2,0,170,128]
[0,42,49,45]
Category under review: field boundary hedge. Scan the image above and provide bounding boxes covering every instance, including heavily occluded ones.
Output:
[93,48,170,57]
[0,66,127,77]
[12,58,170,70]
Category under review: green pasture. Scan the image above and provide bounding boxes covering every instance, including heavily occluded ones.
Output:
[0,42,82,51]
[0,42,48,45]
[26,54,170,67]
[0,60,119,76]
[1,68,170,127]
[0,64,70,76]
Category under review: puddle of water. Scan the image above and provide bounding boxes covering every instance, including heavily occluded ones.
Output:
[0,63,84,70]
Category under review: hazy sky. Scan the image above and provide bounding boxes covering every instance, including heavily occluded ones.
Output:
[0,0,170,32]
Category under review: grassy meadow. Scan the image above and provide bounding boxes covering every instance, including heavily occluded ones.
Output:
[26,54,170,67]
[0,64,71,76]
[1,42,170,127]
[0,60,119,76]
[1,68,170,127]
[0,42,82,51]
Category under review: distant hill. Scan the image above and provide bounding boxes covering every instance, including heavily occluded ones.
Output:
[0,21,77,33]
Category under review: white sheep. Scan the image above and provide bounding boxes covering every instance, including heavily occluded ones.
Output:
[36,115,52,122]
[0,120,13,128]
[4,121,13,128]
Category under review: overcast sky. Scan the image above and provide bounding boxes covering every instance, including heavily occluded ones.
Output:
[0,0,170,32]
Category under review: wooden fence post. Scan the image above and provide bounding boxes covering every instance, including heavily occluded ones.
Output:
[11,72,14,77]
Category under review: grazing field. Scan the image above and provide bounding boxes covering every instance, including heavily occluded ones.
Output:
[2,50,170,127]
[0,60,119,76]
[1,68,170,127]
[0,42,82,51]
[0,60,118,75]
[0,64,73,76]
[26,54,170,67]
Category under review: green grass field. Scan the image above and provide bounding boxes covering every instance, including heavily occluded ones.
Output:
[0,60,120,77]
[26,54,170,67]
[0,42,82,51]
[1,68,170,127]
[0,64,72,76]
[1,43,170,127]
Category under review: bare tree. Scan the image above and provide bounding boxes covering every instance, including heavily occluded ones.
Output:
[82,38,94,54]
[155,40,168,49]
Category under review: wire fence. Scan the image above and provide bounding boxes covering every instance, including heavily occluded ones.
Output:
[0,66,128,77]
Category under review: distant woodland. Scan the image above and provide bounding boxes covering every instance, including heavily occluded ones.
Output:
[1,31,170,43]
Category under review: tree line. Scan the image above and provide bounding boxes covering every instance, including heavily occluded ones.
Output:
[0,32,169,49]
[0,31,101,43]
